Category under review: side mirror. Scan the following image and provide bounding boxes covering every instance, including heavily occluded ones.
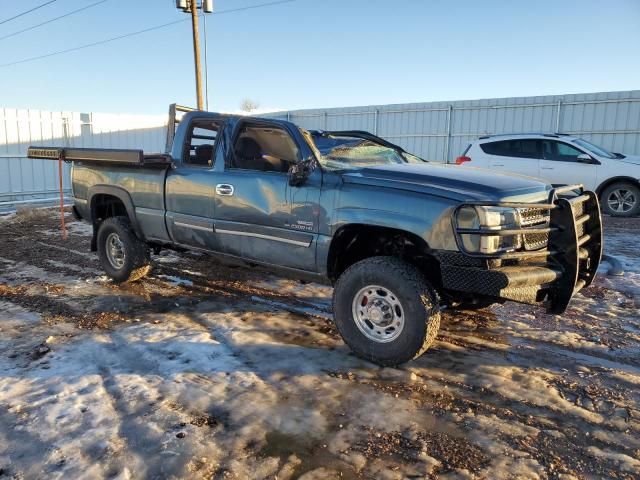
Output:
[288,157,315,186]
[576,153,596,164]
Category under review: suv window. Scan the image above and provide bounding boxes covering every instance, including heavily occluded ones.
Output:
[183,119,221,167]
[231,124,299,173]
[543,141,584,162]
[480,139,541,159]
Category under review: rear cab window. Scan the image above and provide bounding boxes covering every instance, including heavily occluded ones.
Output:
[183,119,223,167]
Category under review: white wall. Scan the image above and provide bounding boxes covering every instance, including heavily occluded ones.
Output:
[264,90,640,163]
[0,109,166,204]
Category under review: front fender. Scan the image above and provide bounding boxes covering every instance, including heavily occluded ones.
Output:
[333,207,429,240]
[332,204,458,251]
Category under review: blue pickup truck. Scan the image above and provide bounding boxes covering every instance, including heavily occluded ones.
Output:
[28,104,603,366]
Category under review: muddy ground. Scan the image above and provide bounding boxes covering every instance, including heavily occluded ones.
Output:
[0,209,638,479]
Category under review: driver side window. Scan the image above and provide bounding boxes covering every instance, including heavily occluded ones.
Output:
[230,124,299,173]
[544,141,583,162]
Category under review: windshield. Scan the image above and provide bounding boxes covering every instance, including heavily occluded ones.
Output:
[310,133,426,170]
[573,138,618,159]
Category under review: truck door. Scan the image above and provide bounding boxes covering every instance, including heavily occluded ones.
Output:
[165,117,225,251]
[210,118,322,272]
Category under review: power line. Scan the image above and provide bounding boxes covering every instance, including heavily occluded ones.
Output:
[212,0,296,15]
[0,0,58,26]
[0,18,188,68]
[0,0,297,68]
[0,0,111,42]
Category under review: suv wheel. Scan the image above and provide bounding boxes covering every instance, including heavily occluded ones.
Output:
[97,216,151,283]
[333,256,440,366]
[601,182,640,217]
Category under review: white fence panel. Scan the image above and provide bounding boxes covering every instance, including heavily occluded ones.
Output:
[0,109,166,205]
[266,90,640,163]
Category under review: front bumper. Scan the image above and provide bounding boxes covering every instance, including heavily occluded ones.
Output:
[439,185,603,314]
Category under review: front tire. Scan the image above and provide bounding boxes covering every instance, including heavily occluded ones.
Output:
[333,256,440,366]
[601,182,640,217]
[97,216,151,283]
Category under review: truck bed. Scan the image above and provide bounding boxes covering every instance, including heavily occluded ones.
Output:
[27,146,172,168]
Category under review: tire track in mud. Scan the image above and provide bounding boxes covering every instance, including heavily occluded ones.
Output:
[438,325,640,378]
[0,282,127,328]
[0,211,335,330]
[0,214,100,280]
[328,369,638,479]
[418,342,640,436]
[90,328,233,479]
[155,262,333,315]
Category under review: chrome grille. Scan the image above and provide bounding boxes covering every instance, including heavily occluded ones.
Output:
[518,207,551,250]
[519,207,550,226]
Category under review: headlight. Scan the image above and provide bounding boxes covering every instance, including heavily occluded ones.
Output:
[456,206,521,254]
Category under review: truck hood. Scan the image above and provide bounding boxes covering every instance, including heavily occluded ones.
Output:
[341,163,550,202]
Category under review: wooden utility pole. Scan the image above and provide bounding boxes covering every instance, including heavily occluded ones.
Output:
[189,0,204,110]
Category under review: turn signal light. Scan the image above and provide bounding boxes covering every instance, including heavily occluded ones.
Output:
[455,156,472,165]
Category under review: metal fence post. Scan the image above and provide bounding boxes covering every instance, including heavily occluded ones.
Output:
[374,109,379,135]
[444,105,453,163]
[555,100,562,133]
[62,117,70,147]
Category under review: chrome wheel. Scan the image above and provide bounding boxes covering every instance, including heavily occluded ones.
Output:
[351,285,405,343]
[105,232,126,269]
[607,188,637,214]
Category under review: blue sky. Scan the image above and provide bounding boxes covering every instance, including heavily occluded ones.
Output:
[0,0,639,115]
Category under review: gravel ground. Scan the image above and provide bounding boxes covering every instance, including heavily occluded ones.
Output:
[0,208,638,479]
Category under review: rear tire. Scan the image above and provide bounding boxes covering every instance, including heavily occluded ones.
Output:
[97,216,150,283]
[601,182,640,217]
[333,256,440,366]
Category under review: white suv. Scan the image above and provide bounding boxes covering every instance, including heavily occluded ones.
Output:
[457,133,640,216]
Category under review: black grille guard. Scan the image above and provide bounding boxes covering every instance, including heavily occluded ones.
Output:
[451,185,603,314]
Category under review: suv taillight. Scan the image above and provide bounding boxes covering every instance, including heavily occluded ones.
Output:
[455,156,471,165]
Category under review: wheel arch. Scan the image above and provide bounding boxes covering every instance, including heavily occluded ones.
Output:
[327,223,441,286]
[88,185,144,250]
[595,176,640,197]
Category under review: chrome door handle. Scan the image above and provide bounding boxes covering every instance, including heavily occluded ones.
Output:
[216,184,234,196]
